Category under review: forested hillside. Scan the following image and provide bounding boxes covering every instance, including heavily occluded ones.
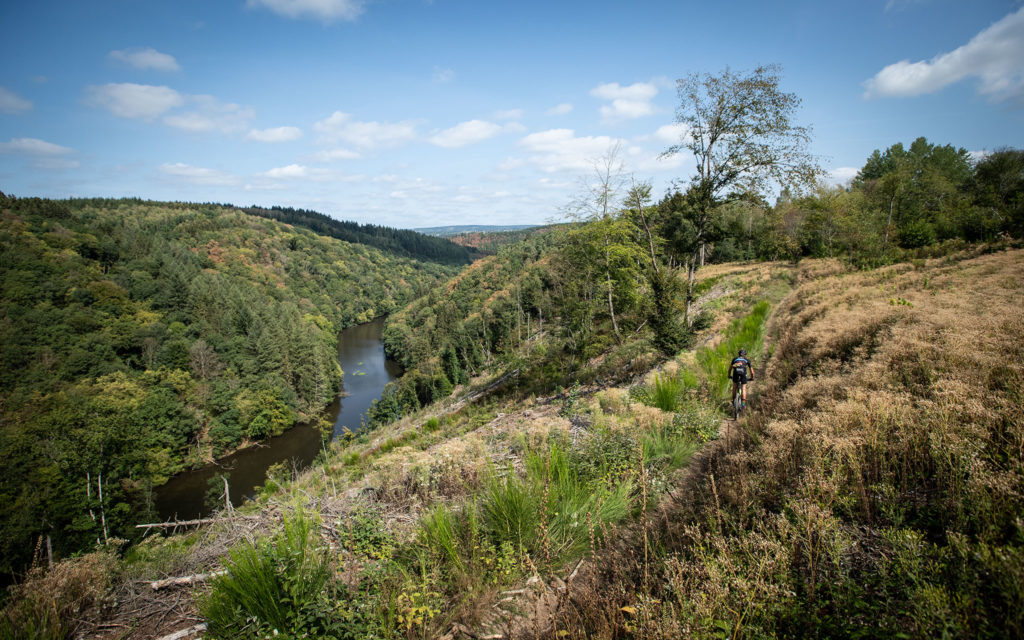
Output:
[447,224,566,253]
[244,205,478,265]
[0,195,457,574]
[375,139,1022,432]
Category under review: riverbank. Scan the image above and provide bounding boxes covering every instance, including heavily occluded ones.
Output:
[154,316,401,521]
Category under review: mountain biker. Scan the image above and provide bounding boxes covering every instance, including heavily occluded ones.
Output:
[729,349,755,410]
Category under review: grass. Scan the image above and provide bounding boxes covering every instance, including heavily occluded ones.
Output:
[199,508,361,639]
[696,299,770,402]
[543,249,1024,639]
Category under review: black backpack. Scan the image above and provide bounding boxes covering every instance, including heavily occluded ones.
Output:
[730,357,749,378]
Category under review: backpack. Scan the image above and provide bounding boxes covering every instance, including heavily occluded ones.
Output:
[730,357,749,378]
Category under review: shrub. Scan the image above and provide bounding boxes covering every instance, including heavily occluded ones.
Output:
[0,552,116,640]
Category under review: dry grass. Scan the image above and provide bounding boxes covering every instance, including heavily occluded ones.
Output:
[531,248,1024,639]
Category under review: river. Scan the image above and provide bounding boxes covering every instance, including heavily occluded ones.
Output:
[153,316,401,521]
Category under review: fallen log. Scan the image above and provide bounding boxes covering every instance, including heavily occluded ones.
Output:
[155,623,207,640]
[151,571,226,590]
[136,518,218,530]
[136,514,257,530]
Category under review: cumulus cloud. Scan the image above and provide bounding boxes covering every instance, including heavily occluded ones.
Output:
[0,87,32,114]
[313,111,419,149]
[247,0,365,21]
[163,95,254,134]
[517,128,625,172]
[0,137,74,156]
[86,83,184,120]
[308,147,361,162]
[591,81,659,120]
[545,102,573,116]
[263,164,308,179]
[246,126,303,142]
[0,137,78,169]
[651,122,691,144]
[159,162,239,186]
[864,7,1024,104]
[827,166,860,186]
[109,47,180,71]
[429,120,505,148]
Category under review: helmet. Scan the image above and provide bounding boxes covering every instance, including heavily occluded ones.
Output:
[738,349,747,356]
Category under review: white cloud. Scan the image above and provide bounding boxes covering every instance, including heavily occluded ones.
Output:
[263,164,308,179]
[109,47,180,71]
[86,83,184,120]
[429,120,504,148]
[246,126,303,142]
[518,128,625,172]
[591,81,659,120]
[313,111,419,149]
[652,122,691,144]
[159,162,239,186]
[247,0,365,21]
[864,7,1024,104]
[308,147,361,162]
[433,67,455,83]
[0,87,32,114]
[163,95,254,134]
[494,108,523,121]
[827,166,859,186]
[0,137,74,156]
[545,102,573,116]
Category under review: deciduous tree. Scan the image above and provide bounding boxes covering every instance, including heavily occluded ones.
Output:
[662,64,820,321]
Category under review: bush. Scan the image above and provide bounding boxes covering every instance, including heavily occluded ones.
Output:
[0,552,116,640]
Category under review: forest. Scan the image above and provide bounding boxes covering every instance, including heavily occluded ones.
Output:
[243,205,479,265]
[0,196,458,575]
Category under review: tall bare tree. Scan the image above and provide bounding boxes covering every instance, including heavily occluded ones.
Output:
[662,64,820,322]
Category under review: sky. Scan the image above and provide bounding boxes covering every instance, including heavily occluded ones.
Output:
[1,0,1023,229]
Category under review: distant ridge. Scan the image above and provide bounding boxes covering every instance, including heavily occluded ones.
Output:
[245,206,476,265]
[413,224,538,237]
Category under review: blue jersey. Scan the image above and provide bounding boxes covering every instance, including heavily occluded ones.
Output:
[729,356,751,380]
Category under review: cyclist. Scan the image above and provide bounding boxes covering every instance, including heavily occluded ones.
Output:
[729,349,755,411]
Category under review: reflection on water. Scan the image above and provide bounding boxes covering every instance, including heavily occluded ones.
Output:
[154,316,400,521]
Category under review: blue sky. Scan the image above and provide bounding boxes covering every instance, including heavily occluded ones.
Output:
[1,0,1022,228]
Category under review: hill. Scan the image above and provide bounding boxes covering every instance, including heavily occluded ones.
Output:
[34,246,1019,640]
[244,205,477,265]
[413,224,538,237]
[446,223,568,253]
[0,195,458,575]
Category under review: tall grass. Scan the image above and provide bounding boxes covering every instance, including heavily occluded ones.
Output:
[200,509,356,638]
[634,369,699,413]
[642,425,699,471]
[697,300,770,401]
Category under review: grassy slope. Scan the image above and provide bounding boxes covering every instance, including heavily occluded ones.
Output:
[542,247,1024,639]
[9,248,1022,639]
[20,260,783,639]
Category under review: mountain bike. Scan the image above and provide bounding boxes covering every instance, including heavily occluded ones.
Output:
[731,378,752,419]
[732,388,745,419]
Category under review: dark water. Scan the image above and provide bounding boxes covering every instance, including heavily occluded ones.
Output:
[153,316,401,521]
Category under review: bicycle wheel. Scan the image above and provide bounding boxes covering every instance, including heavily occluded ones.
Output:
[733,392,742,419]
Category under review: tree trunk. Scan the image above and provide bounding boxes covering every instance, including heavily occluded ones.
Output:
[603,233,622,344]
[885,192,896,244]
[98,472,109,544]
